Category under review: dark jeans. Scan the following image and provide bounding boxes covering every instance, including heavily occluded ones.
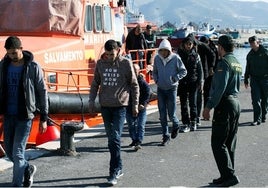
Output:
[197,76,213,118]
[178,82,198,124]
[101,106,126,176]
[131,51,144,69]
[211,96,240,179]
[250,77,268,122]
[203,76,213,108]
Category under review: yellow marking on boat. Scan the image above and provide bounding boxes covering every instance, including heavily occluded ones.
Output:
[85,49,95,59]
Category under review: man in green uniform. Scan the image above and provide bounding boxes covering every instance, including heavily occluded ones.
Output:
[203,35,242,187]
[244,36,268,125]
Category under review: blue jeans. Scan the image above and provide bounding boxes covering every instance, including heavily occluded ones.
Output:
[126,108,147,142]
[250,77,268,122]
[101,106,126,177]
[157,87,180,137]
[3,115,32,186]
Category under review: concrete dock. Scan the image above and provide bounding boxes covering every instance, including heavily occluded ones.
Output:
[0,83,267,187]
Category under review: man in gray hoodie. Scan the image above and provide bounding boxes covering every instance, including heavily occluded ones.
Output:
[89,39,139,185]
[153,39,187,146]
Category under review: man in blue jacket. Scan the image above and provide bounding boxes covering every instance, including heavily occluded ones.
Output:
[153,39,187,146]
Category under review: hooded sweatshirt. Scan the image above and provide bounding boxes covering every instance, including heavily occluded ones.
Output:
[153,39,187,90]
[89,55,139,112]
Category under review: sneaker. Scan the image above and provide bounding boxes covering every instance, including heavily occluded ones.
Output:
[196,117,201,126]
[107,176,117,185]
[190,122,197,131]
[179,125,190,133]
[115,169,124,179]
[23,164,37,187]
[212,177,224,184]
[262,118,266,123]
[171,127,179,139]
[160,135,170,146]
[251,121,261,126]
[134,141,142,150]
[218,175,240,187]
[129,140,136,147]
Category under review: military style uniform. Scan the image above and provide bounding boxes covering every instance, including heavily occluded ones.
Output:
[244,44,268,123]
[206,52,242,180]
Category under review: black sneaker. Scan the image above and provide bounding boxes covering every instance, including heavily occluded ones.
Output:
[115,169,124,179]
[129,140,136,147]
[212,177,224,184]
[171,127,179,139]
[23,164,37,187]
[160,135,170,146]
[179,125,190,133]
[107,175,117,185]
[190,122,197,131]
[196,117,201,126]
[134,141,142,150]
[218,175,240,187]
[251,121,261,126]
[262,118,266,123]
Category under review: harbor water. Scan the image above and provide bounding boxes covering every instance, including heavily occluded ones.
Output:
[233,47,251,76]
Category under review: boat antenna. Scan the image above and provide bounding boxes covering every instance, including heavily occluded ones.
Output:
[68,72,84,123]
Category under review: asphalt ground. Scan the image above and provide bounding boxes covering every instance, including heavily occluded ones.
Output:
[0,84,268,187]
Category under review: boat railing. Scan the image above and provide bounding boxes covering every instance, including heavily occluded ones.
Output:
[42,48,158,93]
[42,68,94,93]
[128,48,157,83]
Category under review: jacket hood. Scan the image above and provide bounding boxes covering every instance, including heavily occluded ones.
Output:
[2,50,34,64]
[158,39,172,52]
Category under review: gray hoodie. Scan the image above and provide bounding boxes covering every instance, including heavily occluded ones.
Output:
[89,55,139,112]
[153,39,187,90]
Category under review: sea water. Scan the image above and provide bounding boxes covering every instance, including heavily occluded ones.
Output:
[233,47,251,76]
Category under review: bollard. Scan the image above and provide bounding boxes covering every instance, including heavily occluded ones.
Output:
[59,121,84,156]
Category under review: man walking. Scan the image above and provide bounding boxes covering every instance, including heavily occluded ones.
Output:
[244,36,268,125]
[153,39,187,146]
[89,39,139,185]
[0,36,48,187]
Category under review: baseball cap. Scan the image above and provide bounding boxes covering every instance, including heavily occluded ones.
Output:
[218,35,233,47]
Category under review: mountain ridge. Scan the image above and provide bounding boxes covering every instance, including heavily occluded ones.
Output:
[137,0,268,29]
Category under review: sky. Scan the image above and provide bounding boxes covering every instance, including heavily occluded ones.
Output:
[134,0,268,6]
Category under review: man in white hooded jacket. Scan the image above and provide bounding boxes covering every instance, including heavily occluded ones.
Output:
[153,39,187,146]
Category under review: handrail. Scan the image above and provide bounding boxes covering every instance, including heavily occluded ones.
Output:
[42,48,157,92]
[128,48,157,83]
[42,68,93,93]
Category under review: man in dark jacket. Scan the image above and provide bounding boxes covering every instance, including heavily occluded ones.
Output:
[125,24,148,68]
[177,36,203,132]
[187,34,216,125]
[0,36,48,187]
[244,36,268,125]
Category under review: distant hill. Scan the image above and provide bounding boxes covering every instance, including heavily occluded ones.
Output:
[137,0,268,29]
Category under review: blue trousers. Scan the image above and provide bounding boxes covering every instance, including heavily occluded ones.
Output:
[3,115,32,186]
